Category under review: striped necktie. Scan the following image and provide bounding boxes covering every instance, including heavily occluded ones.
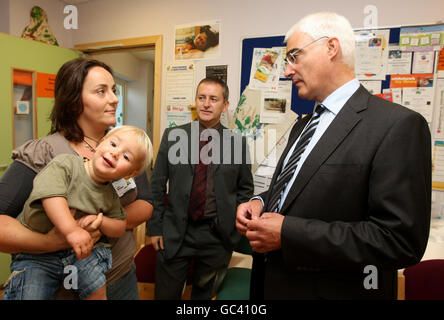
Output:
[267,104,326,213]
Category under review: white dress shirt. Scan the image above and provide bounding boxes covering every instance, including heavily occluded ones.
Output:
[255,78,361,212]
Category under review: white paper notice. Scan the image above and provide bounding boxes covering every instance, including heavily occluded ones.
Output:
[382,87,402,105]
[166,111,192,128]
[387,46,412,75]
[434,79,444,137]
[432,140,444,186]
[359,80,382,95]
[412,51,435,74]
[165,63,195,113]
[402,86,434,123]
[354,29,390,80]
[260,80,293,123]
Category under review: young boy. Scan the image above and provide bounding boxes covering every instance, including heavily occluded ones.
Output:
[2,125,152,300]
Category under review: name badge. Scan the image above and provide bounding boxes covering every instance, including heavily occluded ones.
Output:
[112,178,136,197]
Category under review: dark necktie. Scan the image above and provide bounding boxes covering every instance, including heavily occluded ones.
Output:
[188,139,208,221]
[267,104,326,213]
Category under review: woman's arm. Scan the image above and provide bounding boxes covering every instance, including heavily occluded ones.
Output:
[99,216,127,238]
[0,161,70,254]
[124,200,153,230]
[0,214,69,254]
[124,171,154,230]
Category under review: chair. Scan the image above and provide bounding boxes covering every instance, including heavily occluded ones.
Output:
[215,235,253,300]
[134,244,194,300]
[403,259,444,300]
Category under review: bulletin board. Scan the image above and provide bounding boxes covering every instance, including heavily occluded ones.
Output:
[237,24,444,193]
[240,35,314,118]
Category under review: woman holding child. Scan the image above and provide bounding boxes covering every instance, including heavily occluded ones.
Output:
[0,57,153,300]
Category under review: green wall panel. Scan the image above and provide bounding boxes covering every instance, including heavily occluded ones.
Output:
[0,33,80,285]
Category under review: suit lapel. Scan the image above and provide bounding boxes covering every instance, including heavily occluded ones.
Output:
[279,86,370,214]
[185,121,196,173]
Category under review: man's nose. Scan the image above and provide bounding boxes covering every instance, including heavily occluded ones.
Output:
[203,98,211,107]
[284,63,294,78]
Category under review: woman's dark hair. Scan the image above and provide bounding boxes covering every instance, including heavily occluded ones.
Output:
[199,25,219,50]
[49,57,114,142]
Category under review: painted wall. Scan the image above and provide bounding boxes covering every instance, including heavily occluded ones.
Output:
[8,0,73,48]
[0,32,79,284]
[0,0,9,34]
[126,61,150,132]
[69,0,444,130]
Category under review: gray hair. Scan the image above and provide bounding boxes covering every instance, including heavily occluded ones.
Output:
[285,12,355,69]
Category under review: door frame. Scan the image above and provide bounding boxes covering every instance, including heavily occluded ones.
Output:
[75,35,162,159]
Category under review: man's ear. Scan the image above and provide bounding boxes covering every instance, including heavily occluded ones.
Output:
[223,100,230,112]
[326,37,340,60]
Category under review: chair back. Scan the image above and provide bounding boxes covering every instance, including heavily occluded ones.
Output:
[403,259,444,300]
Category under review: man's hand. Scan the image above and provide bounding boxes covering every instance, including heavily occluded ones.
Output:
[151,236,164,251]
[246,212,284,253]
[236,199,263,235]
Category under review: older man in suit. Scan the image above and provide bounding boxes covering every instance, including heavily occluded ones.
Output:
[236,12,431,300]
[149,77,253,299]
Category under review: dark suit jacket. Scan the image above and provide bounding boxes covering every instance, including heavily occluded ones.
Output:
[148,121,254,259]
[252,85,431,300]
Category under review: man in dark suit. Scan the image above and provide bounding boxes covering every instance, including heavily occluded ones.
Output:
[148,77,253,299]
[236,12,431,300]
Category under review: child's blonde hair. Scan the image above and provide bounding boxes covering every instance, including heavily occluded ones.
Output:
[102,125,153,175]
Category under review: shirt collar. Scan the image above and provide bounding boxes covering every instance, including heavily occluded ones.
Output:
[315,78,360,116]
[198,120,221,132]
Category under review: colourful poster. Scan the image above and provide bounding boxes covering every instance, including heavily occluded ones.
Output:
[390,74,434,88]
[399,25,444,52]
[36,72,56,98]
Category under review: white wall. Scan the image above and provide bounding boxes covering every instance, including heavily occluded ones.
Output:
[92,51,142,81]
[126,61,150,132]
[8,0,73,48]
[70,0,444,130]
[6,0,444,130]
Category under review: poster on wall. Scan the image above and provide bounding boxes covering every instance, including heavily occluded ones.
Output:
[399,25,444,52]
[354,29,390,80]
[412,51,435,74]
[165,62,195,127]
[387,46,412,75]
[206,65,227,83]
[249,47,283,91]
[438,48,444,78]
[174,20,220,61]
[36,72,56,98]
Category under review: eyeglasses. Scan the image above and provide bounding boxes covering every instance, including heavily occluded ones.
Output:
[284,36,329,66]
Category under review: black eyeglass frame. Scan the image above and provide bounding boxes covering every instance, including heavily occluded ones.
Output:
[284,36,329,66]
